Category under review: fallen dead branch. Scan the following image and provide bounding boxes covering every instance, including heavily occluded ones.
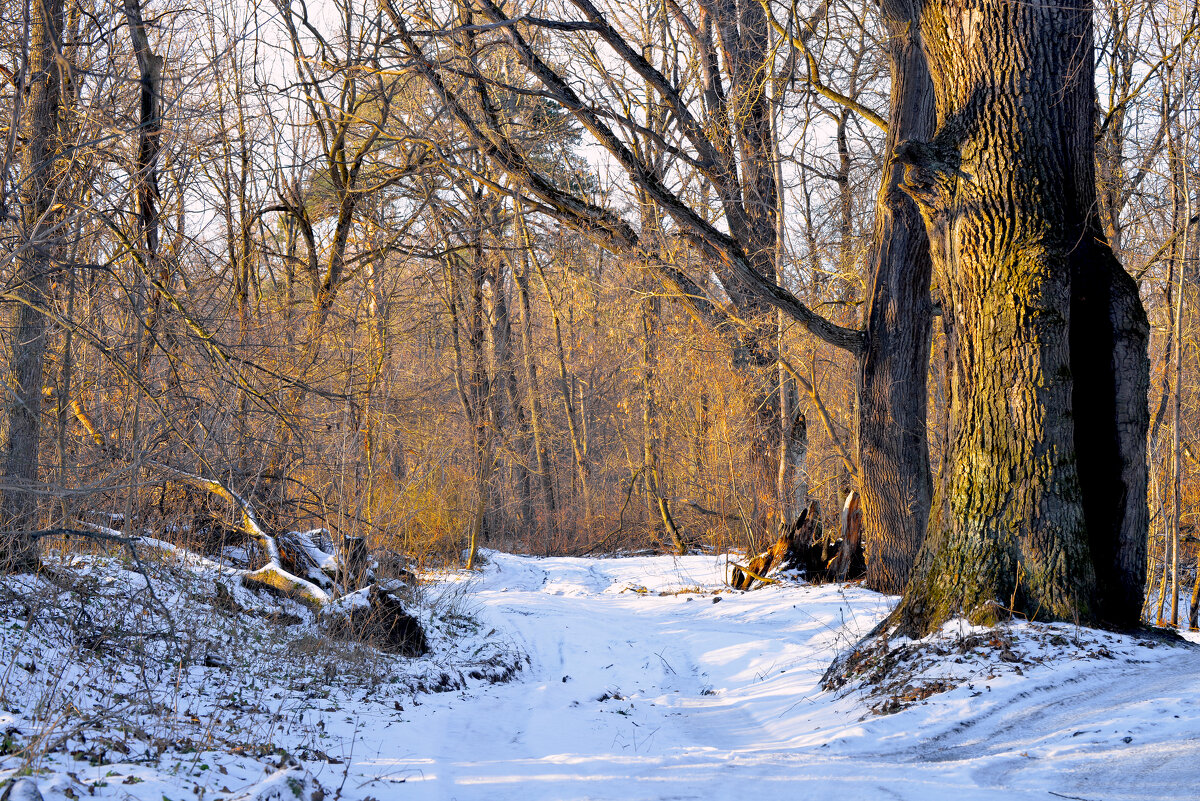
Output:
[10,463,419,656]
[729,563,778,588]
[148,464,332,606]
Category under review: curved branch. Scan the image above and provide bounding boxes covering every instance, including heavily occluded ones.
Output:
[383,0,864,354]
[760,0,887,131]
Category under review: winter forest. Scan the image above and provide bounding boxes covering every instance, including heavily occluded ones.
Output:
[1,0,1199,798]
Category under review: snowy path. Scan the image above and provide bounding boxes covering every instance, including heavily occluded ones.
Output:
[313,552,1200,801]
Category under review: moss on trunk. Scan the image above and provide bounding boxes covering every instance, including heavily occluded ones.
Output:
[889,0,1149,637]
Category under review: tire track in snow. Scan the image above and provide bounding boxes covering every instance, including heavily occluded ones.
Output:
[365,553,1199,801]
[902,648,1200,798]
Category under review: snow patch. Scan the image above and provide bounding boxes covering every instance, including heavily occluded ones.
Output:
[2,549,1197,800]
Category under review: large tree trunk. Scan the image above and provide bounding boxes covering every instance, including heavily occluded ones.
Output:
[857,2,936,595]
[1,0,65,571]
[892,0,1149,635]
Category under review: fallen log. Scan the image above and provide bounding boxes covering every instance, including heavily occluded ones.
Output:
[74,462,426,652]
[67,400,427,648]
[69,521,430,655]
[149,466,334,607]
[78,520,332,608]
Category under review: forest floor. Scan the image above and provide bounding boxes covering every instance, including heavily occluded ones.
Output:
[1,549,1198,800]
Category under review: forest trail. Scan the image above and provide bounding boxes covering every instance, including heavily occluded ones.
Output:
[326,552,1200,801]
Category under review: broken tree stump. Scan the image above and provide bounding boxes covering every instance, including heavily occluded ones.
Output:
[324,585,429,657]
[826,491,866,581]
[339,534,371,588]
[731,501,824,590]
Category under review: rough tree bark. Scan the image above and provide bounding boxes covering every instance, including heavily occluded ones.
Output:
[855,0,936,594]
[1,0,65,571]
[892,0,1149,635]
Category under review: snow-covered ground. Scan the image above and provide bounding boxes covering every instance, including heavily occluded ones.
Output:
[2,550,1199,800]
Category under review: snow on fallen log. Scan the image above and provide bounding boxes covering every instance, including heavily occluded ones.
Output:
[73,518,430,655]
[147,465,332,607]
[34,461,426,650]
[282,528,340,580]
[77,521,331,608]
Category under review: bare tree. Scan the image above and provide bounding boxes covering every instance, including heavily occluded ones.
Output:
[1,0,66,570]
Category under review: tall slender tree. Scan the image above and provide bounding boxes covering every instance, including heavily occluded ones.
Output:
[843,0,935,593]
[1,0,66,570]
